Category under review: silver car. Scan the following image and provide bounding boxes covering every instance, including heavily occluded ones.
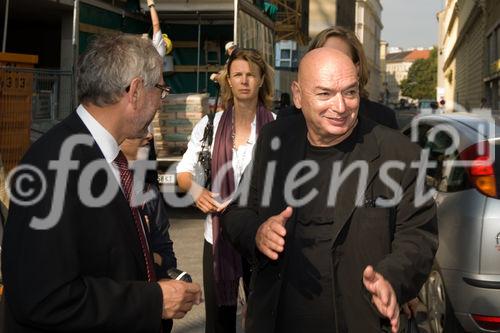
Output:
[403,113,500,333]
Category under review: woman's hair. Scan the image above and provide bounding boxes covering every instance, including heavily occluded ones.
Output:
[77,33,162,107]
[220,48,274,110]
[308,26,370,98]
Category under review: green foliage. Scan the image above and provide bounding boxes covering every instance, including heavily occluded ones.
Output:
[400,48,437,100]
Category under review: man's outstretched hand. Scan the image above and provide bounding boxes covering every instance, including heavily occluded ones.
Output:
[255,207,293,260]
[363,265,400,333]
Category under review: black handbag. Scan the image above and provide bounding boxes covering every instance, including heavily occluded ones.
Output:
[196,112,215,188]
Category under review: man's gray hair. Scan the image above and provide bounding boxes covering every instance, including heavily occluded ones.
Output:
[77,33,162,107]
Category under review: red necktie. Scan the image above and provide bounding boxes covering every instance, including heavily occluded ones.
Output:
[114,151,156,282]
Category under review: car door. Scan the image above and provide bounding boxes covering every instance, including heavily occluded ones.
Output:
[403,121,484,272]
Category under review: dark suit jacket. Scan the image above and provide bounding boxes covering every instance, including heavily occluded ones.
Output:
[221,114,438,333]
[2,111,169,332]
[278,97,399,129]
[141,183,177,279]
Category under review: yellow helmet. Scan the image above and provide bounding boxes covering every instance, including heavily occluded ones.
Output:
[162,33,173,55]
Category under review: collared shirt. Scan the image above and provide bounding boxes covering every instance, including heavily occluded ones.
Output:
[76,105,121,185]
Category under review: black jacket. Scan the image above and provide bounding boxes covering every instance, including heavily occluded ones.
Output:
[278,97,399,129]
[2,111,169,333]
[221,114,438,333]
[140,183,177,279]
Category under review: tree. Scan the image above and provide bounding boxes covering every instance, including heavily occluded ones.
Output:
[400,48,437,100]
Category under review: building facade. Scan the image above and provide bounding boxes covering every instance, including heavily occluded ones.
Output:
[308,0,355,39]
[437,0,500,112]
[355,0,383,100]
[385,49,431,105]
[484,0,500,111]
[304,0,382,99]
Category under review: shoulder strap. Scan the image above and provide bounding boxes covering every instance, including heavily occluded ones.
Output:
[202,112,216,147]
[198,112,216,164]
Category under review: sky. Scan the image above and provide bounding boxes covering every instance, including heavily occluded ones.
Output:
[380,0,444,50]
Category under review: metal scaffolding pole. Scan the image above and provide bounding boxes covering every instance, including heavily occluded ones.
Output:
[233,0,238,44]
[72,0,80,108]
[196,12,201,93]
[2,0,10,52]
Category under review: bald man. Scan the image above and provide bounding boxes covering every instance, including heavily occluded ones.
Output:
[221,48,437,333]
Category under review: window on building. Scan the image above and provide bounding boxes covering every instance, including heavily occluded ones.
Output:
[487,27,500,75]
[275,44,297,68]
[489,33,496,67]
[281,49,291,60]
[496,28,500,63]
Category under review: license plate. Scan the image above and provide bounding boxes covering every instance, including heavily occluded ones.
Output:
[158,174,176,185]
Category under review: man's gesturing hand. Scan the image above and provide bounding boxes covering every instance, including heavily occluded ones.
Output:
[158,280,203,319]
[255,207,293,260]
[363,265,400,333]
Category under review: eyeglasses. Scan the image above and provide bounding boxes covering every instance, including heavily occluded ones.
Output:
[125,82,171,100]
[155,83,171,100]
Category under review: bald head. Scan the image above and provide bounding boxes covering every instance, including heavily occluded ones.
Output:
[298,48,357,83]
[292,47,360,147]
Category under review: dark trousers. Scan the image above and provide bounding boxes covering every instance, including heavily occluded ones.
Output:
[203,240,251,333]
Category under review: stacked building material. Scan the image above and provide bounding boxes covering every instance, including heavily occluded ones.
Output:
[152,93,209,158]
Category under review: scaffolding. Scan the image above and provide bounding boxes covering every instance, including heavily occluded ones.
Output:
[270,0,308,45]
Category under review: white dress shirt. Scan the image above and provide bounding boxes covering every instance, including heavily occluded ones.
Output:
[76,105,121,185]
[177,111,276,244]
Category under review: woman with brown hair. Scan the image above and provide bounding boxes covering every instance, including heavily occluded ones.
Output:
[176,48,275,333]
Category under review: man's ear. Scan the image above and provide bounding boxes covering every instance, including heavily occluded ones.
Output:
[291,80,302,109]
[127,77,142,107]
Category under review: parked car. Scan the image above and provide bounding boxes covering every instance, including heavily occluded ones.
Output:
[402,113,500,333]
[419,99,440,114]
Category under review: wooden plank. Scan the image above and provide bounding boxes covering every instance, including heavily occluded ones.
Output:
[173,41,199,48]
[0,52,38,65]
[79,23,118,35]
[174,65,223,72]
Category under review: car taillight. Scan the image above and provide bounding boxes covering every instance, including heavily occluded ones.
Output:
[472,314,500,330]
[460,141,497,198]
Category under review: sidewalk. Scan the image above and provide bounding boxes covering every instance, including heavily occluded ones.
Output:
[168,207,244,333]
[168,208,205,333]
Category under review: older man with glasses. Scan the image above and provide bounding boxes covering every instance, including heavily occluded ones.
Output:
[2,33,202,333]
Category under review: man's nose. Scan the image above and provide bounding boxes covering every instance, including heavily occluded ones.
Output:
[330,93,346,113]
